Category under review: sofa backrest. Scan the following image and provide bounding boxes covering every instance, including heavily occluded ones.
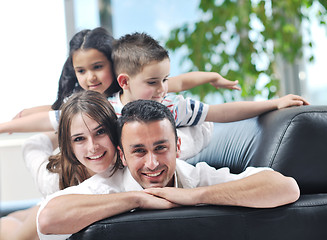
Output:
[187,105,327,194]
[251,105,327,194]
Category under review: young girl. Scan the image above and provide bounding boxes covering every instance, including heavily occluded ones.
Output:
[14,27,239,119]
[0,90,121,240]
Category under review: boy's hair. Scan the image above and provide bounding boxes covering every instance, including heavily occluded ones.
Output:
[112,32,169,77]
[117,99,177,151]
[48,90,122,189]
[52,27,121,110]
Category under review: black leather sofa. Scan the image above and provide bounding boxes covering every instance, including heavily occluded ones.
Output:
[69,105,327,240]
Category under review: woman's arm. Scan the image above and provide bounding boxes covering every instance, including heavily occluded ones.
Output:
[167,71,240,92]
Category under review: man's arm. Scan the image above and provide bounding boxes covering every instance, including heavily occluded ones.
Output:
[0,111,53,134]
[38,191,177,235]
[205,94,309,123]
[168,72,240,92]
[144,170,300,208]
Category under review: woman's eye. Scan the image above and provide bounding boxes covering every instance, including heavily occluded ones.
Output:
[73,136,84,142]
[147,81,156,85]
[163,78,168,82]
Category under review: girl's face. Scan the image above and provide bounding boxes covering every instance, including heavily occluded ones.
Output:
[73,49,114,94]
[70,113,116,176]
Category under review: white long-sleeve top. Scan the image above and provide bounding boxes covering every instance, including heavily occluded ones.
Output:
[22,133,59,198]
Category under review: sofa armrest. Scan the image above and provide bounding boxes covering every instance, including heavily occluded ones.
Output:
[250,105,327,194]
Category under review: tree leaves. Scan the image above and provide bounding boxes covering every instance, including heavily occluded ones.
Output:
[165,0,327,101]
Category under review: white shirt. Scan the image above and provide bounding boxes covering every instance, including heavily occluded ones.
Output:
[37,160,272,240]
[22,133,59,198]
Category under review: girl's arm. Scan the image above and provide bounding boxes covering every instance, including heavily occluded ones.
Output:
[0,111,54,134]
[12,105,52,120]
[167,71,240,92]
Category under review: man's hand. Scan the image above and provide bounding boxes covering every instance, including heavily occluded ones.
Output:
[144,187,201,206]
[137,191,180,209]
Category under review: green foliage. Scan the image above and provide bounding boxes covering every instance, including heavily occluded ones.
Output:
[165,0,327,101]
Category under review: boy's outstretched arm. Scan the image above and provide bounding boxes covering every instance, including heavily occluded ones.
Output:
[0,111,54,134]
[168,71,240,92]
[205,94,309,123]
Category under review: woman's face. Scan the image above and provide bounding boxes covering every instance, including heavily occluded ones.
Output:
[70,113,116,176]
[73,49,114,94]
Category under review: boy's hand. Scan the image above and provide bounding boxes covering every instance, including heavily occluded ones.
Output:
[275,94,310,109]
[210,74,241,91]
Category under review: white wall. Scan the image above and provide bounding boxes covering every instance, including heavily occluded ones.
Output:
[0,0,67,204]
[0,135,42,202]
[0,0,67,123]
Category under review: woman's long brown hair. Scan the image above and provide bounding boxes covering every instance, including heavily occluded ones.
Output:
[47,90,121,190]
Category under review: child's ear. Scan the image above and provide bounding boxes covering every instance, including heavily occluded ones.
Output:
[118,146,127,166]
[117,74,130,90]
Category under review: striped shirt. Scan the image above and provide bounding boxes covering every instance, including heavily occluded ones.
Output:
[108,92,209,127]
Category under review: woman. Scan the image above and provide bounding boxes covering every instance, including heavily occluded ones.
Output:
[0,90,121,240]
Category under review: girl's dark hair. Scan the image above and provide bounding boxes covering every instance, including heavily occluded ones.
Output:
[47,90,122,189]
[52,27,121,110]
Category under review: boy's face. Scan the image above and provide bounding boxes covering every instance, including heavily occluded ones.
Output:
[73,49,114,94]
[119,119,181,189]
[123,58,170,103]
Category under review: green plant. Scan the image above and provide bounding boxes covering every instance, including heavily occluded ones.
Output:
[165,0,327,101]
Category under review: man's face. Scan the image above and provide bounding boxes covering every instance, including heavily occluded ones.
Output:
[119,119,180,189]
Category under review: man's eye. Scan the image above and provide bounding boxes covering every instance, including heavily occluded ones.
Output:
[133,148,146,154]
[163,78,168,82]
[155,145,167,152]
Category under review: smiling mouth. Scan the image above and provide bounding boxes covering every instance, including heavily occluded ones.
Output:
[87,152,106,160]
[143,170,164,177]
[89,83,102,88]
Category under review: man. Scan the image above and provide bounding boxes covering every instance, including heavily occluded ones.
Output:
[37,100,300,240]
